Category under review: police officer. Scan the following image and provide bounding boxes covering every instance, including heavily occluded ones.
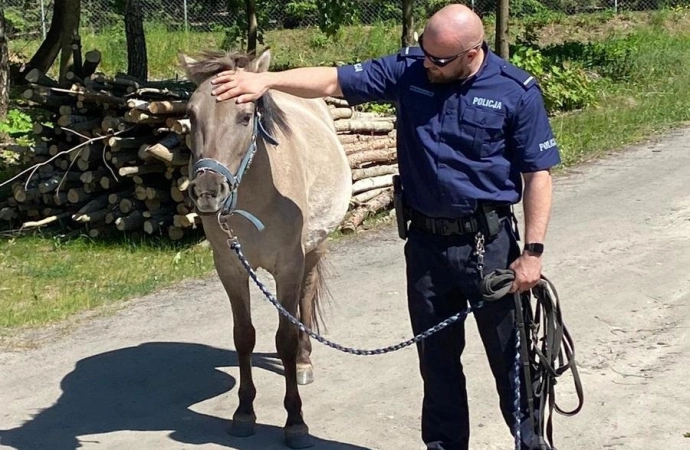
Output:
[211,4,561,449]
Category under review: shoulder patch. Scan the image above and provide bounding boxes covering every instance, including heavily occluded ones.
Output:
[398,46,425,60]
[500,64,537,90]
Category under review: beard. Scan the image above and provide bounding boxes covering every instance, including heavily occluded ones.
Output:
[425,64,470,84]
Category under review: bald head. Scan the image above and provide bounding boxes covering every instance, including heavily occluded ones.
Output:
[425,4,484,52]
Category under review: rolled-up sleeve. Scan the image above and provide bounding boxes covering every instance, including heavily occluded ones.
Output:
[510,87,561,172]
[336,55,401,106]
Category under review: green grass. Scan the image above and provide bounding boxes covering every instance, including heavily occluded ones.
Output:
[4,10,690,332]
[0,233,214,329]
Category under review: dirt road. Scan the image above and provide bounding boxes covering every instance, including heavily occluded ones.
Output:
[1,129,689,450]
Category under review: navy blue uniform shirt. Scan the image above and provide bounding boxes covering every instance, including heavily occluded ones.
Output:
[337,43,561,218]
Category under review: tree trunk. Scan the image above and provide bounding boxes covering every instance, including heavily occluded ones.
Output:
[246,0,258,55]
[495,0,510,59]
[124,0,148,81]
[0,6,9,120]
[401,0,415,47]
[24,0,81,78]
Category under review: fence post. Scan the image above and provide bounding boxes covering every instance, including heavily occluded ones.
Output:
[183,0,188,32]
[40,0,46,39]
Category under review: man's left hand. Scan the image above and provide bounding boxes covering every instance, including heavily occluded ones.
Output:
[508,253,542,293]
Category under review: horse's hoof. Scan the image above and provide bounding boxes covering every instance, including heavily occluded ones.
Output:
[296,364,314,385]
[229,413,256,437]
[284,424,314,449]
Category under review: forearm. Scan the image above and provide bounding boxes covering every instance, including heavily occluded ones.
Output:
[521,170,553,244]
[265,67,342,98]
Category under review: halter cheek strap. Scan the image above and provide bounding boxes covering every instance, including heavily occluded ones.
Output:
[192,110,278,231]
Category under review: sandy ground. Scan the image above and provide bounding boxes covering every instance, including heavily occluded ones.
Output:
[1,128,689,450]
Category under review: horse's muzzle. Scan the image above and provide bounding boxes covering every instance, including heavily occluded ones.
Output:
[188,172,231,214]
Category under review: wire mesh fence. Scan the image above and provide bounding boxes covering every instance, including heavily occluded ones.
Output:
[3,0,690,44]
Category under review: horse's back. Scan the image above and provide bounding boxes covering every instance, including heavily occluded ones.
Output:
[269,91,352,250]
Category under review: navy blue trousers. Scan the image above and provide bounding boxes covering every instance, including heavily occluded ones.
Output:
[405,219,543,450]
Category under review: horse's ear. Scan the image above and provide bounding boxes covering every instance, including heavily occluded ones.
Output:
[252,48,272,73]
[178,53,204,86]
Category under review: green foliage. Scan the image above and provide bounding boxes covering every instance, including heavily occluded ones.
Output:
[356,102,396,115]
[316,0,359,37]
[0,109,33,144]
[510,45,597,113]
[539,37,639,81]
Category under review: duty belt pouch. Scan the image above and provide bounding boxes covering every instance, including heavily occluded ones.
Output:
[476,203,502,239]
[392,175,408,240]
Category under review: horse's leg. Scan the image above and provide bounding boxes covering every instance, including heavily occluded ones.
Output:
[275,261,314,449]
[296,241,328,386]
[215,258,257,438]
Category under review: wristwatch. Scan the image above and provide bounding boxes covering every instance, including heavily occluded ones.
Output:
[523,243,544,256]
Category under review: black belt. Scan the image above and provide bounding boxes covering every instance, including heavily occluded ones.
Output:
[407,205,511,236]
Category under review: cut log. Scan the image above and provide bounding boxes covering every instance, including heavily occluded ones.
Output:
[144,143,188,166]
[168,225,185,240]
[101,115,127,133]
[13,186,40,203]
[148,100,187,115]
[0,207,17,221]
[138,133,180,160]
[330,107,353,120]
[351,164,399,181]
[38,173,82,194]
[348,148,397,168]
[107,135,155,152]
[344,137,397,155]
[351,174,395,195]
[115,210,144,231]
[119,198,144,214]
[82,50,102,78]
[32,123,58,140]
[80,168,110,184]
[21,212,72,228]
[72,208,108,223]
[108,187,135,205]
[67,188,90,204]
[324,96,349,107]
[73,194,110,216]
[22,88,65,108]
[340,189,394,234]
[24,68,61,88]
[143,214,173,234]
[123,109,167,124]
[334,119,395,134]
[352,187,387,205]
[166,118,191,134]
[118,164,166,177]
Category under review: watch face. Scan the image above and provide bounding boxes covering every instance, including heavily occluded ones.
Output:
[525,243,544,254]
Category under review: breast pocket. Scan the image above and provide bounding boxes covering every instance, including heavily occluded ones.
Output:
[458,107,506,159]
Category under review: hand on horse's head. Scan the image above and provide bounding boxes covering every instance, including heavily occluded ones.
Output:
[211,69,269,104]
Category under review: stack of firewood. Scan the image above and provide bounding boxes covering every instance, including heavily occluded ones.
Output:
[326,97,398,233]
[0,58,398,238]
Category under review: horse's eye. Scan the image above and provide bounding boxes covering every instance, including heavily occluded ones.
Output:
[239,113,252,126]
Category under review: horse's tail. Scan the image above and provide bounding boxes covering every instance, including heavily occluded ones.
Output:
[302,252,333,334]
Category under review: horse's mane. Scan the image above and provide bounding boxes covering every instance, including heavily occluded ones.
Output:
[184,50,290,139]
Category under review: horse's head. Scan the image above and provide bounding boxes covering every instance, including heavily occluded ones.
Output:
[178,49,288,218]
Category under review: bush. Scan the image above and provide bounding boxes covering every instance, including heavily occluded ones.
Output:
[510,45,598,113]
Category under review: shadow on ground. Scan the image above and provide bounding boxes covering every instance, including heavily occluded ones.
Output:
[0,342,372,450]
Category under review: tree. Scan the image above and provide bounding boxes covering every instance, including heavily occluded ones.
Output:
[124,0,148,81]
[246,0,258,55]
[0,6,9,120]
[495,0,509,59]
[23,0,81,81]
[401,0,415,47]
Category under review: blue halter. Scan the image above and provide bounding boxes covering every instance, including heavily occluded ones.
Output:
[192,109,279,231]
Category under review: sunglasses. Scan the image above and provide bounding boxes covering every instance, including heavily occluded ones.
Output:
[418,33,481,67]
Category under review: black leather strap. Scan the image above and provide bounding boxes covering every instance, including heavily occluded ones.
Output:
[481,270,584,450]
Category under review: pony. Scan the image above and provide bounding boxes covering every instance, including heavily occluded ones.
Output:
[178,48,352,448]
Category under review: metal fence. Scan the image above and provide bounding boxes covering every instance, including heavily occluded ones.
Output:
[3,0,688,42]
